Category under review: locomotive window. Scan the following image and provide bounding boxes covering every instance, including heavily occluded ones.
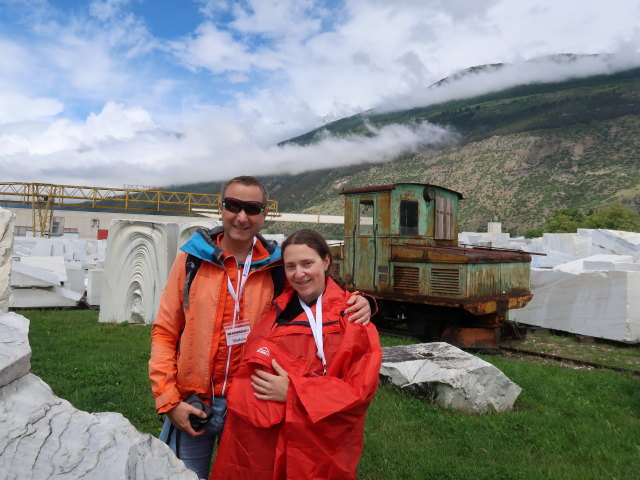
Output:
[358,199,374,235]
[400,200,419,235]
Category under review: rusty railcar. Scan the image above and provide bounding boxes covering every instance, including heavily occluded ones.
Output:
[329,183,532,349]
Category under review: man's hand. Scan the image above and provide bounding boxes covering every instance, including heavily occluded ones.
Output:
[251,359,289,402]
[166,401,207,437]
[344,294,371,325]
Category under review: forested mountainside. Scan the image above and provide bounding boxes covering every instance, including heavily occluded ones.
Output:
[173,66,640,235]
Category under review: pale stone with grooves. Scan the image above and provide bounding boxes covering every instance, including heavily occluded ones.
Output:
[0,312,198,479]
[98,220,179,325]
[380,342,522,414]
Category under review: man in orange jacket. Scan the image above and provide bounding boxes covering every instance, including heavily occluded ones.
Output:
[148,176,371,479]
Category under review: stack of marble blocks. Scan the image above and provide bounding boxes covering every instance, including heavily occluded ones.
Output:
[459,227,640,343]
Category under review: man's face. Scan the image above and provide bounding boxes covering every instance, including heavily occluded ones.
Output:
[220,182,267,246]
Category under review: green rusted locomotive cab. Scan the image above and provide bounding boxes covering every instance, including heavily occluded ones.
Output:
[330,183,532,349]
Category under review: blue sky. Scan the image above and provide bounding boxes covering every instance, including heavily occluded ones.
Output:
[1,0,639,188]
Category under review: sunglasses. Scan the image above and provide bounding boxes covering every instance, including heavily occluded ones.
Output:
[222,197,266,216]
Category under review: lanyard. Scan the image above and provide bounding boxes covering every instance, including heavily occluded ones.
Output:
[299,294,327,375]
[226,236,256,327]
[221,237,257,396]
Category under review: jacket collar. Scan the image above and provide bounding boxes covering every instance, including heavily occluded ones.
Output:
[273,276,346,317]
[180,226,282,269]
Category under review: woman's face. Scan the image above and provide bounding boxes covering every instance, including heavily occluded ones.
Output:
[283,243,330,304]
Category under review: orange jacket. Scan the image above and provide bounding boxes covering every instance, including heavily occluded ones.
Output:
[211,277,382,480]
[149,228,283,413]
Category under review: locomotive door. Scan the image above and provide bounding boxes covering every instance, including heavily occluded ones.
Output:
[352,195,377,291]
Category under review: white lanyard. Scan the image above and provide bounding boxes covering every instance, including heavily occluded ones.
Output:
[226,236,256,327]
[221,237,256,396]
[299,293,327,375]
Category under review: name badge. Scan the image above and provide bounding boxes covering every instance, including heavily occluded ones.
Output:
[225,322,251,346]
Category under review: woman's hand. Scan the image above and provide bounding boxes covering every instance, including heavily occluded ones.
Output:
[344,294,371,325]
[251,359,290,402]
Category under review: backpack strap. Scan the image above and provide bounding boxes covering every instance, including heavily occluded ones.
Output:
[183,254,203,309]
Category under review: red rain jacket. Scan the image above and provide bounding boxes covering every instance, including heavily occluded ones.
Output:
[211,277,382,480]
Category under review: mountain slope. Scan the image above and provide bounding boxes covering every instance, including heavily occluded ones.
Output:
[174,66,640,235]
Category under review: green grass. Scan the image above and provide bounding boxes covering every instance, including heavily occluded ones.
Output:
[501,330,640,371]
[23,309,640,480]
[26,309,159,435]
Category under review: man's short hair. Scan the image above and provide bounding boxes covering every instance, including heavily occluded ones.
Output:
[221,176,268,204]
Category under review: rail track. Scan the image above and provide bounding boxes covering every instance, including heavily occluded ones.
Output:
[377,327,640,376]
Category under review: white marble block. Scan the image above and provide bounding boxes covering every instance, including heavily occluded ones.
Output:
[380,342,522,413]
[10,285,83,308]
[0,208,15,313]
[177,220,219,252]
[0,312,198,479]
[512,268,640,343]
[87,268,104,306]
[11,259,61,287]
[66,266,87,293]
[98,220,179,325]
[0,312,31,388]
[588,229,640,260]
[15,255,68,283]
[542,232,592,258]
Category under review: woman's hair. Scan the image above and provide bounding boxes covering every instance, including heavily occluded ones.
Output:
[282,229,345,287]
[282,228,330,261]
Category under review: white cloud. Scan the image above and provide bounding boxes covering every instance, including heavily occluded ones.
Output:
[89,0,130,22]
[230,0,323,40]
[375,52,640,113]
[170,22,254,73]
[0,0,639,189]
[0,92,63,125]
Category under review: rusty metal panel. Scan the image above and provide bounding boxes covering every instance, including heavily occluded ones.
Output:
[500,262,531,292]
[466,263,501,297]
[328,244,343,260]
[508,294,533,309]
[344,195,355,230]
[354,236,376,289]
[393,264,420,293]
[441,327,499,349]
[351,194,376,290]
[430,267,462,296]
[435,195,456,240]
[427,264,464,297]
[376,191,391,235]
[329,260,342,279]
[464,300,499,315]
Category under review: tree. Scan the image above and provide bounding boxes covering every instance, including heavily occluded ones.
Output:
[543,203,640,233]
[583,203,640,231]
[544,208,584,233]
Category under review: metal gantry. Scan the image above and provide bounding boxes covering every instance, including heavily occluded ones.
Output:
[0,182,279,237]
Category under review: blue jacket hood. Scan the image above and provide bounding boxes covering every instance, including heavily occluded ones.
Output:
[180,226,281,269]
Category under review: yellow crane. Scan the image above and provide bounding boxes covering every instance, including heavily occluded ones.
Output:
[0,182,279,237]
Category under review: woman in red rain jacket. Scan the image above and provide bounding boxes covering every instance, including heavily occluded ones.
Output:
[211,229,382,480]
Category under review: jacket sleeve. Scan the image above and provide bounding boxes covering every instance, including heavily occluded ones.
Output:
[148,252,187,413]
[287,321,382,424]
[226,344,286,428]
[359,292,378,317]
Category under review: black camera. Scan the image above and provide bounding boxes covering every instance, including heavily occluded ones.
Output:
[185,393,213,431]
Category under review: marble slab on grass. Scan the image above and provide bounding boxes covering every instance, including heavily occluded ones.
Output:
[512,268,640,343]
[380,342,522,414]
[0,312,198,479]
